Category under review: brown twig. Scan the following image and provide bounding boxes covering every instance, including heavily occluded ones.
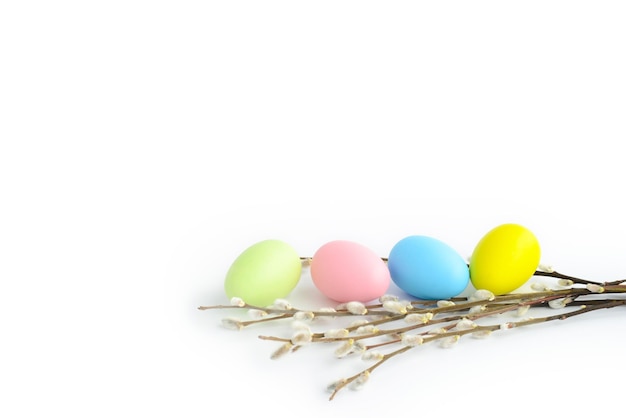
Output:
[199,275,626,400]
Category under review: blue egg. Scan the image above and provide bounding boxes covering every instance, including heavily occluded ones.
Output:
[387,235,469,300]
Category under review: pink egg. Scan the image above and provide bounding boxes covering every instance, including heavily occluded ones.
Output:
[310,240,391,303]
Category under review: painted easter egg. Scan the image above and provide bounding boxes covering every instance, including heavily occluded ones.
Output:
[469,223,541,295]
[224,239,302,307]
[387,235,470,300]
[310,240,390,303]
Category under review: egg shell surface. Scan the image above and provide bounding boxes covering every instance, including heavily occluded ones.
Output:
[469,223,541,295]
[224,239,302,307]
[310,240,390,303]
[387,235,470,300]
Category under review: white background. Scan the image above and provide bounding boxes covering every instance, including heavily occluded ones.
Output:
[2,1,626,416]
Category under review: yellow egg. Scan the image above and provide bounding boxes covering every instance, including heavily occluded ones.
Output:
[469,223,541,295]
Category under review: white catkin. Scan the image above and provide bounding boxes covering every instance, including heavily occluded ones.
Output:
[471,330,492,339]
[437,300,456,308]
[439,335,460,348]
[401,333,424,347]
[548,297,572,309]
[221,317,244,331]
[247,309,267,319]
[291,330,313,346]
[454,318,477,331]
[470,289,495,302]
[379,294,399,303]
[404,313,432,324]
[349,371,370,391]
[272,299,292,310]
[537,263,554,273]
[516,305,530,317]
[468,305,485,314]
[293,311,315,321]
[548,299,565,309]
[361,351,384,361]
[316,307,337,321]
[270,342,293,360]
[229,297,245,307]
[324,328,349,338]
[352,341,366,354]
[558,279,574,287]
[327,379,347,393]
[346,301,368,315]
[400,300,414,311]
[334,340,355,358]
[382,300,407,314]
[531,283,550,291]
[586,284,605,293]
[355,325,379,335]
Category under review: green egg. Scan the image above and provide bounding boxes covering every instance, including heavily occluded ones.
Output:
[224,239,302,307]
